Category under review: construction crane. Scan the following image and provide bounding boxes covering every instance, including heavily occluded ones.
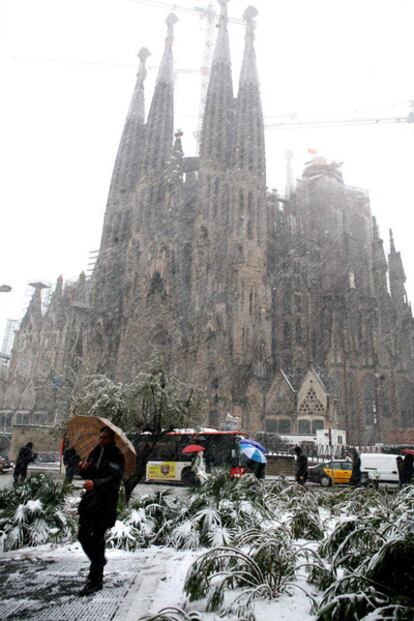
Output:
[128,0,243,25]
[264,105,414,130]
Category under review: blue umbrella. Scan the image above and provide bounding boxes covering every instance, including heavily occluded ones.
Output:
[240,444,267,464]
[240,438,268,454]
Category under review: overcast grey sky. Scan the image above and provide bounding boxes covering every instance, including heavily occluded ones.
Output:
[1,0,414,343]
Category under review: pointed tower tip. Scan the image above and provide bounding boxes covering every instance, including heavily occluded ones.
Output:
[389,228,396,252]
[138,47,151,63]
[217,0,229,20]
[166,13,178,29]
[243,6,258,22]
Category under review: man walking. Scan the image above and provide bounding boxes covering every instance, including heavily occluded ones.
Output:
[78,426,124,595]
[13,442,36,486]
[350,448,362,487]
[63,444,80,483]
[293,445,308,485]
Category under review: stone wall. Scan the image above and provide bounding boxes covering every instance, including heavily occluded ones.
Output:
[386,427,414,444]
[9,425,59,461]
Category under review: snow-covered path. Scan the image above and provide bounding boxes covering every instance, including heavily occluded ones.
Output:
[0,545,175,620]
[0,543,317,620]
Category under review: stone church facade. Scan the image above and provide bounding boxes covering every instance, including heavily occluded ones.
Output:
[2,0,414,445]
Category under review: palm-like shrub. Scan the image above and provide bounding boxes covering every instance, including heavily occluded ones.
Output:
[183,527,296,616]
[142,608,203,621]
[289,506,325,540]
[0,474,75,550]
[311,489,414,621]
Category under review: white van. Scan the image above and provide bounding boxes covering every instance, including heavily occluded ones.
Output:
[360,453,400,487]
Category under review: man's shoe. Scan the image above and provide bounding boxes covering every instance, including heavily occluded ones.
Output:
[78,580,103,596]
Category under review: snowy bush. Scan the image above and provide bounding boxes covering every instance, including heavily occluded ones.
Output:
[143,608,202,621]
[310,487,414,620]
[183,527,297,617]
[0,474,75,550]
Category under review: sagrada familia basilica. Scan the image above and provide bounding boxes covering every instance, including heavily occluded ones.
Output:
[2,0,414,447]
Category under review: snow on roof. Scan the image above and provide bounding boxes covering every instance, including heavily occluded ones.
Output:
[280,368,295,392]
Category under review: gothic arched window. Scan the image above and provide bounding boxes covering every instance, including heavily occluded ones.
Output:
[298,419,311,434]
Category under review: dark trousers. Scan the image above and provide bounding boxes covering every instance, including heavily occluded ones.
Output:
[13,468,28,486]
[78,521,107,583]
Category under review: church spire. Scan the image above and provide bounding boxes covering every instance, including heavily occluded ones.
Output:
[199,0,234,164]
[371,217,388,295]
[21,282,47,330]
[107,47,150,201]
[388,228,408,311]
[127,47,151,124]
[233,6,265,178]
[141,14,178,175]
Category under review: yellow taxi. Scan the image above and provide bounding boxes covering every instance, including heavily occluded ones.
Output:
[308,460,353,487]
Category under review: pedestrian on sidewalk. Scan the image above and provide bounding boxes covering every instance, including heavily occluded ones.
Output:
[191,450,207,485]
[400,454,414,487]
[78,426,124,596]
[63,444,80,483]
[244,457,266,480]
[293,445,308,485]
[13,442,37,486]
[350,448,362,487]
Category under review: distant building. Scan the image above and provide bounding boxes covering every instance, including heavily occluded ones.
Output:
[1,2,414,445]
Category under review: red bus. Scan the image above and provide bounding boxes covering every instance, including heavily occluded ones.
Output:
[131,430,248,484]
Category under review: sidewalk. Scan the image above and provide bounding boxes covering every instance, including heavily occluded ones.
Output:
[0,545,175,621]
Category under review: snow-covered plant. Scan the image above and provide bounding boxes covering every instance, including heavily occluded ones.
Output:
[289,506,325,540]
[0,474,75,550]
[167,519,200,550]
[316,585,389,621]
[233,527,296,593]
[310,489,414,621]
[184,527,297,615]
[319,517,359,560]
[107,519,139,551]
[142,607,202,621]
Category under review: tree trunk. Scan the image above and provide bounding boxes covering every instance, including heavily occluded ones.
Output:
[124,437,161,502]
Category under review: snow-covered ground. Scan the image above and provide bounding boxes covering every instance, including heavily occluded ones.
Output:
[0,542,318,620]
[143,549,317,620]
[2,473,411,620]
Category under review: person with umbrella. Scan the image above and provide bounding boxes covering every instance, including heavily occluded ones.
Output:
[77,426,124,595]
[181,444,207,485]
[239,439,267,480]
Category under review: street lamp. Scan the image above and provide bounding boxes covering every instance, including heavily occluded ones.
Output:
[0,285,12,293]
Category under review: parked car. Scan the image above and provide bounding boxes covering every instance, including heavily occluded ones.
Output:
[360,453,400,487]
[0,456,13,474]
[308,459,353,487]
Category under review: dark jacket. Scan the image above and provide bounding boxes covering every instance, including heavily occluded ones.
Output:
[63,447,80,472]
[350,455,361,485]
[245,459,266,480]
[296,453,308,479]
[78,443,124,529]
[400,455,414,484]
[14,446,36,474]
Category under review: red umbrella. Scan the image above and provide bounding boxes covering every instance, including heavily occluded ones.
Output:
[181,444,206,454]
[402,448,414,456]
